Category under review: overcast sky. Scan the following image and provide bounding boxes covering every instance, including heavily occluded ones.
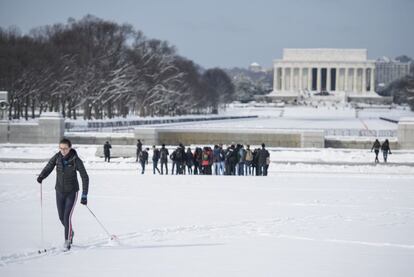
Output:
[0,0,413,69]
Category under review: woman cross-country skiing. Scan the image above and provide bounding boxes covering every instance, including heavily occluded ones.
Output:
[37,138,89,250]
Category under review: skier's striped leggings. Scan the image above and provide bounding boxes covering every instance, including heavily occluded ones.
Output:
[56,190,78,242]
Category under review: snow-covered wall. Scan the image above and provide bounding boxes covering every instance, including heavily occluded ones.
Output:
[66,128,325,149]
[398,118,414,149]
[0,112,64,144]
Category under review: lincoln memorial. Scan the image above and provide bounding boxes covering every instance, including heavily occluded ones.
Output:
[266,48,384,103]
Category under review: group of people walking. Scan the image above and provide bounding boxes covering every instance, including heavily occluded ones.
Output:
[136,141,271,176]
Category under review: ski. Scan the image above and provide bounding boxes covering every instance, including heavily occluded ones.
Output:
[36,246,58,255]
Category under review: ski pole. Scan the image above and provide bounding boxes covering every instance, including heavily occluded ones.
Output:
[85,205,118,241]
[40,182,44,246]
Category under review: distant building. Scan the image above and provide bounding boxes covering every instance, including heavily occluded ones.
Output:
[271,48,376,95]
[248,62,263,72]
[375,57,411,91]
[258,48,393,104]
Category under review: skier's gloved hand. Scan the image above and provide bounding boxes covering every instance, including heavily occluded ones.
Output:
[37,176,43,184]
[80,194,87,205]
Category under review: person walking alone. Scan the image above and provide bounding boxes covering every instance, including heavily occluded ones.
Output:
[103,141,112,162]
[36,138,89,251]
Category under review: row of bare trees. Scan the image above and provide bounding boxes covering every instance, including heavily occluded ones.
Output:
[0,15,235,120]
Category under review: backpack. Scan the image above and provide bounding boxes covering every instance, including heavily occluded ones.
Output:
[175,149,183,161]
[140,151,148,161]
[202,152,209,161]
[161,149,168,160]
[245,149,253,161]
[153,149,160,161]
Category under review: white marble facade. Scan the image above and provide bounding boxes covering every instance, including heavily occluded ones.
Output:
[272,49,376,95]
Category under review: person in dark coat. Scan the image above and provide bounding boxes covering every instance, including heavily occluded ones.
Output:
[193,147,203,175]
[136,139,143,162]
[175,144,186,175]
[257,143,270,176]
[160,144,169,175]
[103,141,112,162]
[381,139,392,163]
[371,139,381,163]
[139,148,149,174]
[152,145,161,174]
[37,138,89,250]
[186,147,194,175]
[245,145,253,175]
[252,148,259,176]
[237,145,247,176]
[225,145,237,175]
[213,145,221,175]
[170,148,177,175]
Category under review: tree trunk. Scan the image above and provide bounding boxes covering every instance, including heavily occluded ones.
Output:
[31,98,35,119]
[61,98,66,118]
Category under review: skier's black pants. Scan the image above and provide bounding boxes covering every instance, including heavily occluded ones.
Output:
[56,190,78,241]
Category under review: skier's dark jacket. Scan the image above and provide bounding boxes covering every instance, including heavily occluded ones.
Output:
[39,149,89,195]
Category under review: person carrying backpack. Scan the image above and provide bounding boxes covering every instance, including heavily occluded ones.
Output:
[245,145,253,175]
[139,148,149,174]
[36,138,89,251]
[238,145,247,176]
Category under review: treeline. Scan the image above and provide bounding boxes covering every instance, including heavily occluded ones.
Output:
[225,67,272,103]
[0,15,235,120]
[381,74,414,111]
[378,55,414,111]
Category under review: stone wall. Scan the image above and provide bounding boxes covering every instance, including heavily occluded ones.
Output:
[325,138,399,149]
[0,112,64,144]
[69,128,325,149]
[398,117,414,149]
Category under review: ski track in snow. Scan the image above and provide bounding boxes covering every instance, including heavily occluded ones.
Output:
[2,216,414,267]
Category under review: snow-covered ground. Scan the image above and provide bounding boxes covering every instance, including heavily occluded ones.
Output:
[130,106,414,137]
[57,105,414,134]
[1,144,414,276]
